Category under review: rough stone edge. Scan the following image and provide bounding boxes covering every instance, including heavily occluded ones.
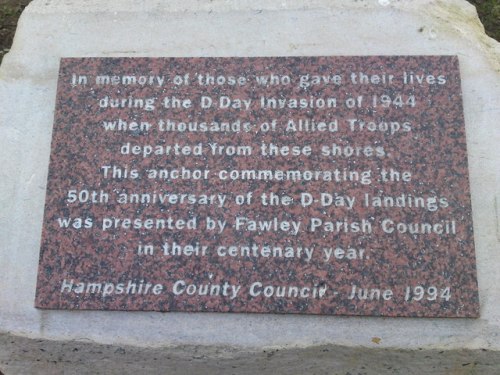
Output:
[5,0,499,75]
[421,0,500,72]
[1,332,500,375]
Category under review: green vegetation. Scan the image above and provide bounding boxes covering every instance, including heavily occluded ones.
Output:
[0,1,30,63]
[469,0,500,41]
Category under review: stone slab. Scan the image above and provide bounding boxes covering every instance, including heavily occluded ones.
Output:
[2,332,500,375]
[0,0,499,371]
[35,56,479,317]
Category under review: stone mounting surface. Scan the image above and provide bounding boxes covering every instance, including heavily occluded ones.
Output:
[35,56,479,317]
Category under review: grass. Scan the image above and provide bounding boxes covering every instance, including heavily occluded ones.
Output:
[469,0,500,41]
[0,0,30,63]
[0,0,499,64]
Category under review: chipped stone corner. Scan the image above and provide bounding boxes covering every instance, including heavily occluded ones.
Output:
[421,0,500,71]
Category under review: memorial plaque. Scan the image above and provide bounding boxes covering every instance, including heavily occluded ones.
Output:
[35,56,479,317]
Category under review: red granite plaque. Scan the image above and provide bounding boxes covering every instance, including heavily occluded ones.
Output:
[35,56,479,317]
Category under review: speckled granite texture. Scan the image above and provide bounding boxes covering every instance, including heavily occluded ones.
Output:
[35,56,478,317]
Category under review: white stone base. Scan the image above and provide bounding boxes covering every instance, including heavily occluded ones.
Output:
[0,0,499,372]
